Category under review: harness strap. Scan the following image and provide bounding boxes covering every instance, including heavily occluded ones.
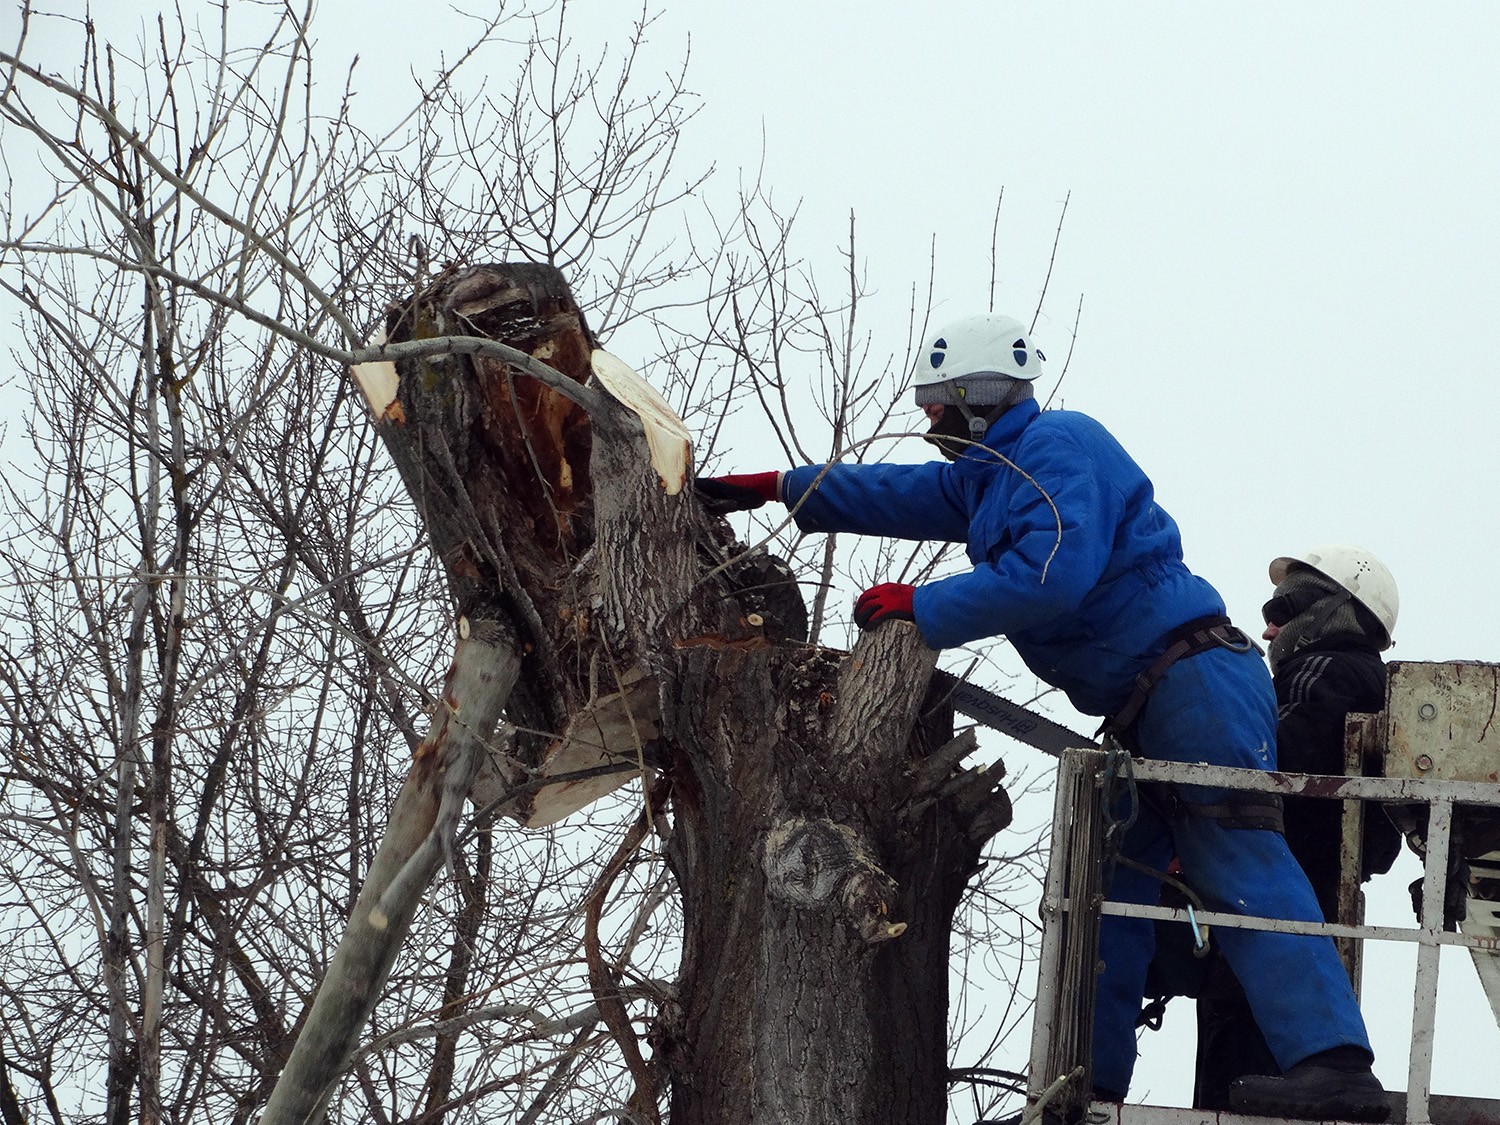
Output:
[1104,615,1258,735]
[1179,794,1285,833]
[1140,780,1286,834]
[1101,615,1280,832]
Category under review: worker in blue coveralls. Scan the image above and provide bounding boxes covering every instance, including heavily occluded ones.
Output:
[695,313,1389,1122]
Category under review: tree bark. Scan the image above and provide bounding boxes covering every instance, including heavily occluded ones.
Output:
[662,625,1010,1125]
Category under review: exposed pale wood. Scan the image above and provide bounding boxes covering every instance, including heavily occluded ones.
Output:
[589,349,691,495]
[469,666,659,828]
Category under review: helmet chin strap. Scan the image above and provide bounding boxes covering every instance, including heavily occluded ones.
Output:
[921,379,1035,460]
[956,400,989,439]
[955,378,1032,438]
[924,399,1003,462]
[947,384,992,439]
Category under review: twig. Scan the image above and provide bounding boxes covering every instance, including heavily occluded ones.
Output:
[1041,294,1083,411]
[1031,191,1070,333]
[1020,1065,1083,1125]
[583,800,662,1124]
[949,1065,1028,1094]
[0,245,608,415]
[988,188,1005,313]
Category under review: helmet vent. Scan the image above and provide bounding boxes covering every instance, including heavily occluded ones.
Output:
[929,338,947,369]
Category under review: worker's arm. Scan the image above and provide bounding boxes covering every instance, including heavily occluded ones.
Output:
[697,463,968,540]
[909,429,1121,649]
[778,461,970,543]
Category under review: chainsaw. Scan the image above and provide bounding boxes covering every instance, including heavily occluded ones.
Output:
[932,671,1094,757]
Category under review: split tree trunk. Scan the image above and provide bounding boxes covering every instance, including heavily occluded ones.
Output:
[266,263,1013,1124]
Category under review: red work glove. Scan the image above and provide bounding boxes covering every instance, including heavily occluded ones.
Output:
[853,582,916,630]
[694,471,782,513]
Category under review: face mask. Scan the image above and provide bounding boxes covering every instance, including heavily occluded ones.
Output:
[1261,585,1328,629]
[922,405,978,461]
[918,379,1034,461]
[1264,569,1373,671]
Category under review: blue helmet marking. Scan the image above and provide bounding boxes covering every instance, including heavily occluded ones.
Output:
[930,337,947,369]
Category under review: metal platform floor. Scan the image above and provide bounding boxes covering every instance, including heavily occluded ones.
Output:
[1096,1093,1500,1125]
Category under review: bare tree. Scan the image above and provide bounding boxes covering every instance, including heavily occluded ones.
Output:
[0,2,1049,1122]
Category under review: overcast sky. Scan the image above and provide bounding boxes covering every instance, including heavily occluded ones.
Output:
[10,0,1500,1111]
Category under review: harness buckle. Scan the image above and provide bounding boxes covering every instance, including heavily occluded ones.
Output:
[1211,624,1254,654]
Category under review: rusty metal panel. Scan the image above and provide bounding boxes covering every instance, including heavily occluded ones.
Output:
[1385,660,1500,782]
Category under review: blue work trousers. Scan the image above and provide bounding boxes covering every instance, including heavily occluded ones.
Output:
[1089,646,1372,1095]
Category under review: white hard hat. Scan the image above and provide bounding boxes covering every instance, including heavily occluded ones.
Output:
[1269,545,1399,648]
[913,313,1045,405]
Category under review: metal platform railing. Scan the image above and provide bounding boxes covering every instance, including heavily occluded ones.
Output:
[1027,746,1500,1125]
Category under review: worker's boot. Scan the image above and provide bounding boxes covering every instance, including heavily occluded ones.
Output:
[1228,1048,1390,1122]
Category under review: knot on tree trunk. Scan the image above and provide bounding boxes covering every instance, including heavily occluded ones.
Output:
[762,818,905,943]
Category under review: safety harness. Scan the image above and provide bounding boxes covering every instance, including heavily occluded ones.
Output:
[1107,615,1252,729]
[1104,617,1306,1035]
[1101,614,1286,834]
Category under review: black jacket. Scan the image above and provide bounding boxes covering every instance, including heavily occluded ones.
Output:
[1274,639,1401,923]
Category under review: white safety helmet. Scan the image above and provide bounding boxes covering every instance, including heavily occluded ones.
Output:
[1268,545,1399,648]
[913,313,1046,407]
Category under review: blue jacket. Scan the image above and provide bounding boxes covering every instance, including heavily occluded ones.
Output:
[781,399,1226,717]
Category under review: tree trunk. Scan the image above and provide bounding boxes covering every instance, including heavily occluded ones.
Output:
[268,263,1012,1124]
[662,625,1010,1124]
